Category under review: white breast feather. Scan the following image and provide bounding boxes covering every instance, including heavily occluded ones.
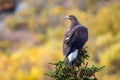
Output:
[68,49,78,62]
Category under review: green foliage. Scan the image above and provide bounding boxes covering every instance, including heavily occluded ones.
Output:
[45,48,105,80]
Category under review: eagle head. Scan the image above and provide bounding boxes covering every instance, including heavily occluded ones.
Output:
[64,15,79,27]
[64,15,77,21]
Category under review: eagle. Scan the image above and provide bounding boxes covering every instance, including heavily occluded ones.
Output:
[63,15,88,66]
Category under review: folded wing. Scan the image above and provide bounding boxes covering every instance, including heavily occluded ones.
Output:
[66,26,88,49]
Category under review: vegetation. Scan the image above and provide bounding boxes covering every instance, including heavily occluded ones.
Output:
[45,48,105,80]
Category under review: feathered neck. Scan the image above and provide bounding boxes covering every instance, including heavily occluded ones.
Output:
[70,19,80,30]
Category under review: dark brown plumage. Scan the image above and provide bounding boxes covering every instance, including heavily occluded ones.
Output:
[63,15,88,66]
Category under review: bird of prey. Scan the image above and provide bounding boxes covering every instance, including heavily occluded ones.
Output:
[63,15,88,66]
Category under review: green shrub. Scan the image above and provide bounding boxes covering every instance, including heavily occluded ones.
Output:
[45,48,104,80]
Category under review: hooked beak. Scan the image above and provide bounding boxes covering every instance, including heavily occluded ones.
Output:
[64,16,71,19]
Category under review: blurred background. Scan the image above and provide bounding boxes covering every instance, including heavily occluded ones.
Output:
[0,0,120,80]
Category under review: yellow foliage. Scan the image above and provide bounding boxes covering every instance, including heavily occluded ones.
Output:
[30,67,43,80]
[28,18,36,30]
[38,17,48,26]
[98,74,120,80]
[17,70,27,80]
[36,34,46,43]
[0,53,8,73]
[95,32,113,46]
[0,39,64,80]
[16,7,36,18]
[95,7,111,34]
[47,26,65,40]
[4,16,18,29]
[93,3,120,35]
[99,42,120,73]
[52,6,63,15]
[0,40,10,48]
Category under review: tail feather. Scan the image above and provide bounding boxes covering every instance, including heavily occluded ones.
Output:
[65,57,72,66]
[64,49,78,66]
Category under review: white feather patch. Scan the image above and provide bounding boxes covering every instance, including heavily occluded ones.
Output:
[65,37,70,40]
[68,29,70,31]
[68,49,78,62]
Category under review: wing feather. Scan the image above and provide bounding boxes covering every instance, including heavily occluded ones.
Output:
[63,25,88,56]
[66,26,88,48]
